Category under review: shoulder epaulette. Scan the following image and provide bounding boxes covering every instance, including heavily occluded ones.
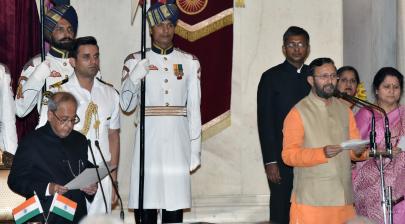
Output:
[124,49,151,63]
[22,54,42,71]
[96,77,114,87]
[0,63,9,74]
[174,48,198,60]
[97,78,119,94]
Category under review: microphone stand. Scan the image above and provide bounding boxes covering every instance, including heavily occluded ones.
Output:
[95,140,125,220]
[87,139,108,214]
[335,91,393,224]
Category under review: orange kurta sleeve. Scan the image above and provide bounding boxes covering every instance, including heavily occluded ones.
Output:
[282,107,327,167]
[348,108,369,161]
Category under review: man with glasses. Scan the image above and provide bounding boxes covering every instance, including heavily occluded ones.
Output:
[32,36,121,214]
[281,58,368,224]
[8,92,98,223]
[257,26,310,224]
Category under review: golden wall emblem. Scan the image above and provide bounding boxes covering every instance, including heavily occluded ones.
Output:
[176,0,208,15]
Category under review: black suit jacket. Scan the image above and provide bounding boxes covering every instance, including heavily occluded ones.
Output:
[257,60,310,168]
[8,122,94,224]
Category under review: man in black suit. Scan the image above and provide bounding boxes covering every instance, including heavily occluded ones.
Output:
[257,26,311,224]
[8,92,97,223]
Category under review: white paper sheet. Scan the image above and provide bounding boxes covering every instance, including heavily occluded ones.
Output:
[64,164,117,190]
[340,139,369,150]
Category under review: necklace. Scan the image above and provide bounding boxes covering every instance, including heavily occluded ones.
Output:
[63,160,84,178]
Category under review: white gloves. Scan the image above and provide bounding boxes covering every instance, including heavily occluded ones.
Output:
[32,61,51,81]
[129,58,150,83]
[190,151,201,172]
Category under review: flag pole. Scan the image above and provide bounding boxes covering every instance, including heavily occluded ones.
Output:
[138,0,147,223]
[40,0,45,62]
[39,0,48,113]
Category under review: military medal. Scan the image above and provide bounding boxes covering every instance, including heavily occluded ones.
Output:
[173,64,184,80]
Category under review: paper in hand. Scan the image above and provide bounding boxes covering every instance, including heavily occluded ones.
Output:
[64,164,117,190]
[340,139,369,150]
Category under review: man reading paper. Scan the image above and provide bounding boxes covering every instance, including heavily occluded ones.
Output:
[8,92,97,223]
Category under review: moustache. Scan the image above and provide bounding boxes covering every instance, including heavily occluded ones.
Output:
[59,38,73,42]
[324,84,335,90]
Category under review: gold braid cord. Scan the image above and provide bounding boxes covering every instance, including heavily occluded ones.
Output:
[175,8,233,42]
[80,101,100,138]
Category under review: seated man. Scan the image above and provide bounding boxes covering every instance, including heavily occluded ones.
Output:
[8,92,97,223]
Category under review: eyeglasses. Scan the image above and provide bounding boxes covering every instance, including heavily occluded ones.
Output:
[52,111,80,125]
[314,73,338,80]
[338,78,358,85]
[285,42,307,49]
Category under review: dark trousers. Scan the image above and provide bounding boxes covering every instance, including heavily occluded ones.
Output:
[135,209,183,224]
[268,168,293,224]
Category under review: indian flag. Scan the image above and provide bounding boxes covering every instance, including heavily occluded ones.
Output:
[12,195,43,224]
[49,193,77,221]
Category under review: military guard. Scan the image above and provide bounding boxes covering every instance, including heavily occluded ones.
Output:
[120,1,202,223]
[0,63,17,157]
[15,4,79,118]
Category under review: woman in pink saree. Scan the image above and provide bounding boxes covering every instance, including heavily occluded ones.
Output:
[354,67,405,224]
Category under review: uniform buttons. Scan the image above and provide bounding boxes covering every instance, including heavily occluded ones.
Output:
[164,68,168,71]
[164,79,168,83]
[63,62,67,66]
[165,90,169,94]
[165,102,170,106]
[163,57,167,61]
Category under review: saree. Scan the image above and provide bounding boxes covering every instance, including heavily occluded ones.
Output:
[354,105,405,223]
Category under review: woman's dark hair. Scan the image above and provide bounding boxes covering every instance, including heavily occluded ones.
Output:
[372,67,404,98]
[337,66,360,84]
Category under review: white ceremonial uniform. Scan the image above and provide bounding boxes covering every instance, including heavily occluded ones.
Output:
[15,52,101,118]
[15,53,73,118]
[0,64,18,154]
[121,47,202,210]
[37,73,120,213]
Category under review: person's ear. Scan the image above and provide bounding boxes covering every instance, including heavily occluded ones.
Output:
[307,75,314,87]
[47,110,53,120]
[70,58,76,68]
[282,45,287,57]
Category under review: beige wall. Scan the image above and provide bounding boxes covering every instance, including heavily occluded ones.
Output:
[343,0,397,102]
[38,0,344,222]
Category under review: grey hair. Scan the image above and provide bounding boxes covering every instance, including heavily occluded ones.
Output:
[47,92,78,112]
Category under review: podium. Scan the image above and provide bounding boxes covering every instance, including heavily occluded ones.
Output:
[0,151,25,223]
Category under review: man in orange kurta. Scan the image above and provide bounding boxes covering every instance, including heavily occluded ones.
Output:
[282,58,368,224]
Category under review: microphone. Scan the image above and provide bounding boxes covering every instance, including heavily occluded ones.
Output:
[87,139,108,213]
[95,140,125,220]
[334,90,392,157]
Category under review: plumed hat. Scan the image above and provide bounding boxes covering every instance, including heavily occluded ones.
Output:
[147,0,179,27]
[44,4,78,42]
